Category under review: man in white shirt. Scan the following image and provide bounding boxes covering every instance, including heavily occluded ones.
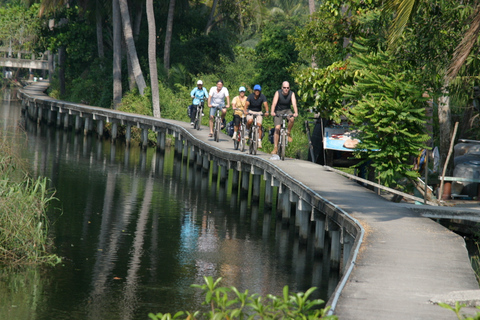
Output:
[207,80,230,137]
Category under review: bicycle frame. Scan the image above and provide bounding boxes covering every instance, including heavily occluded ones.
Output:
[213,107,222,142]
[193,101,204,130]
[249,113,260,155]
[233,109,246,152]
[277,114,291,160]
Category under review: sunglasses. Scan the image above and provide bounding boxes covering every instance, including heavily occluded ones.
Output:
[283,87,289,89]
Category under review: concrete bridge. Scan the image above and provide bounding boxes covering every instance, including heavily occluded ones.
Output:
[0,48,53,78]
[17,81,480,319]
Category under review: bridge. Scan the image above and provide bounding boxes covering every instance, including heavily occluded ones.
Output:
[17,81,480,319]
[0,48,53,78]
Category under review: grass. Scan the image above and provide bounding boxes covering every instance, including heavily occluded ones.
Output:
[0,133,61,266]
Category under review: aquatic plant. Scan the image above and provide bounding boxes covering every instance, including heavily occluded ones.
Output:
[0,134,61,266]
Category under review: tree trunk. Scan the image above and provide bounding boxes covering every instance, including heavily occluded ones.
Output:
[309,0,315,14]
[164,0,175,72]
[133,2,143,40]
[147,0,161,118]
[113,0,122,108]
[118,0,147,95]
[205,0,219,35]
[96,0,104,59]
[438,91,453,176]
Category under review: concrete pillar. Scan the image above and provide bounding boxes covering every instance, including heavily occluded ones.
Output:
[252,174,261,201]
[241,170,250,193]
[264,176,273,207]
[97,119,104,137]
[84,117,91,136]
[47,109,53,125]
[196,148,203,166]
[297,201,311,244]
[281,191,291,225]
[314,216,326,256]
[183,140,189,160]
[141,128,148,150]
[126,124,132,147]
[111,123,118,141]
[157,130,165,151]
[231,169,239,189]
[37,106,43,124]
[202,154,209,172]
[343,232,354,273]
[75,115,82,133]
[212,160,219,180]
[330,228,341,270]
[63,113,69,130]
[219,165,228,184]
[188,145,195,164]
[56,110,62,127]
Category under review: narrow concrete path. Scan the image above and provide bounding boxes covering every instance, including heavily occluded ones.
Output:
[20,81,480,319]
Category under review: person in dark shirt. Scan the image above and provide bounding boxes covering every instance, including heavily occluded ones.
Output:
[245,84,269,149]
[270,81,298,154]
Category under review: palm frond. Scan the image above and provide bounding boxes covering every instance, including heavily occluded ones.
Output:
[383,0,417,48]
[446,5,480,83]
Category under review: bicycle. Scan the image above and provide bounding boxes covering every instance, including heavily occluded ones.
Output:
[213,107,222,142]
[248,113,260,155]
[233,108,246,152]
[193,100,204,130]
[277,114,292,161]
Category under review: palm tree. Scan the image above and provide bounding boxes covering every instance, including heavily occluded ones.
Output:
[118,0,147,95]
[113,0,122,108]
[164,0,175,72]
[147,0,160,117]
[384,0,480,179]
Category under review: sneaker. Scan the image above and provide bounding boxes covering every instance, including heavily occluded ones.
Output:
[232,132,237,140]
[202,113,205,116]
[271,147,278,154]
[258,139,262,149]
[190,122,194,125]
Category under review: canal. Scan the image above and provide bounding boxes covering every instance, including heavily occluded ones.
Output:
[0,88,340,319]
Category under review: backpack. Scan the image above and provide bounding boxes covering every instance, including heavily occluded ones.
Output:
[226,120,234,137]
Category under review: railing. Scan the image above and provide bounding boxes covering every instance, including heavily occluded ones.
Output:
[0,48,51,71]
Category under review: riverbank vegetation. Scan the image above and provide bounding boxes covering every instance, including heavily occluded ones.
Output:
[0,133,60,266]
[148,277,337,320]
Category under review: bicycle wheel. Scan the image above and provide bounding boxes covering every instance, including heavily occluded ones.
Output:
[240,126,245,152]
[279,131,286,160]
[249,129,254,154]
[214,116,221,142]
[252,127,258,155]
[195,108,202,130]
[234,131,239,150]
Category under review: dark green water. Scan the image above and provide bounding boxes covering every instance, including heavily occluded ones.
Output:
[0,89,339,319]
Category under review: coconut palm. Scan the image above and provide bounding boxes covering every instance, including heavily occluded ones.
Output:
[147,0,160,117]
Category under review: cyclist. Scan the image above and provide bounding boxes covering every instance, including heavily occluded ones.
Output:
[189,80,208,125]
[270,81,298,154]
[231,86,247,140]
[207,80,230,137]
[246,84,269,149]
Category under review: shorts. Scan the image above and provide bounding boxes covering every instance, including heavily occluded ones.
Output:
[274,109,293,127]
[233,114,242,126]
[247,111,263,125]
[209,105,225,117]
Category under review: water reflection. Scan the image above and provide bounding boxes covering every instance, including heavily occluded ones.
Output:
[0,90,339,320]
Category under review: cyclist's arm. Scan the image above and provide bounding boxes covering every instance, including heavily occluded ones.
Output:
[291,92,298,117]
[207,95,212,108]
[225,95,231,108]
[263,101,269,116]
[270,91,279,117]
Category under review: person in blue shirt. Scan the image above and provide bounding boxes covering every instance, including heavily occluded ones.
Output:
[189,80,209,125]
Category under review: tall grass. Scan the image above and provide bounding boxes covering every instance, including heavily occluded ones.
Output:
[0,134,60,266]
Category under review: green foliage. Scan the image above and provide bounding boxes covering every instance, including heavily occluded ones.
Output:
[253,18,300,99]
[295,61,353,121]
[0,3,42,52]
[439,301,480,320]
[342,42,430,187]
[0,134,61,266]
[149,276,337,320]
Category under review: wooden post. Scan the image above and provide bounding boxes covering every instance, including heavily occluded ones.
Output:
[439,122,459,201]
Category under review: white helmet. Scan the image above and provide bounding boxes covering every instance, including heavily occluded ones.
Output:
[197,80,203,85]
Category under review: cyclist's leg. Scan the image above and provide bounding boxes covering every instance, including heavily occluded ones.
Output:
[209,106,217,135]
[191,105,197,123]
[285,110,294,142]
[271,115,282,154]
[256,114,264,148]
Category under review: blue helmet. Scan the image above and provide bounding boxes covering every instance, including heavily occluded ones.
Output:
[239,86,246,92]
[253,84,261,91]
